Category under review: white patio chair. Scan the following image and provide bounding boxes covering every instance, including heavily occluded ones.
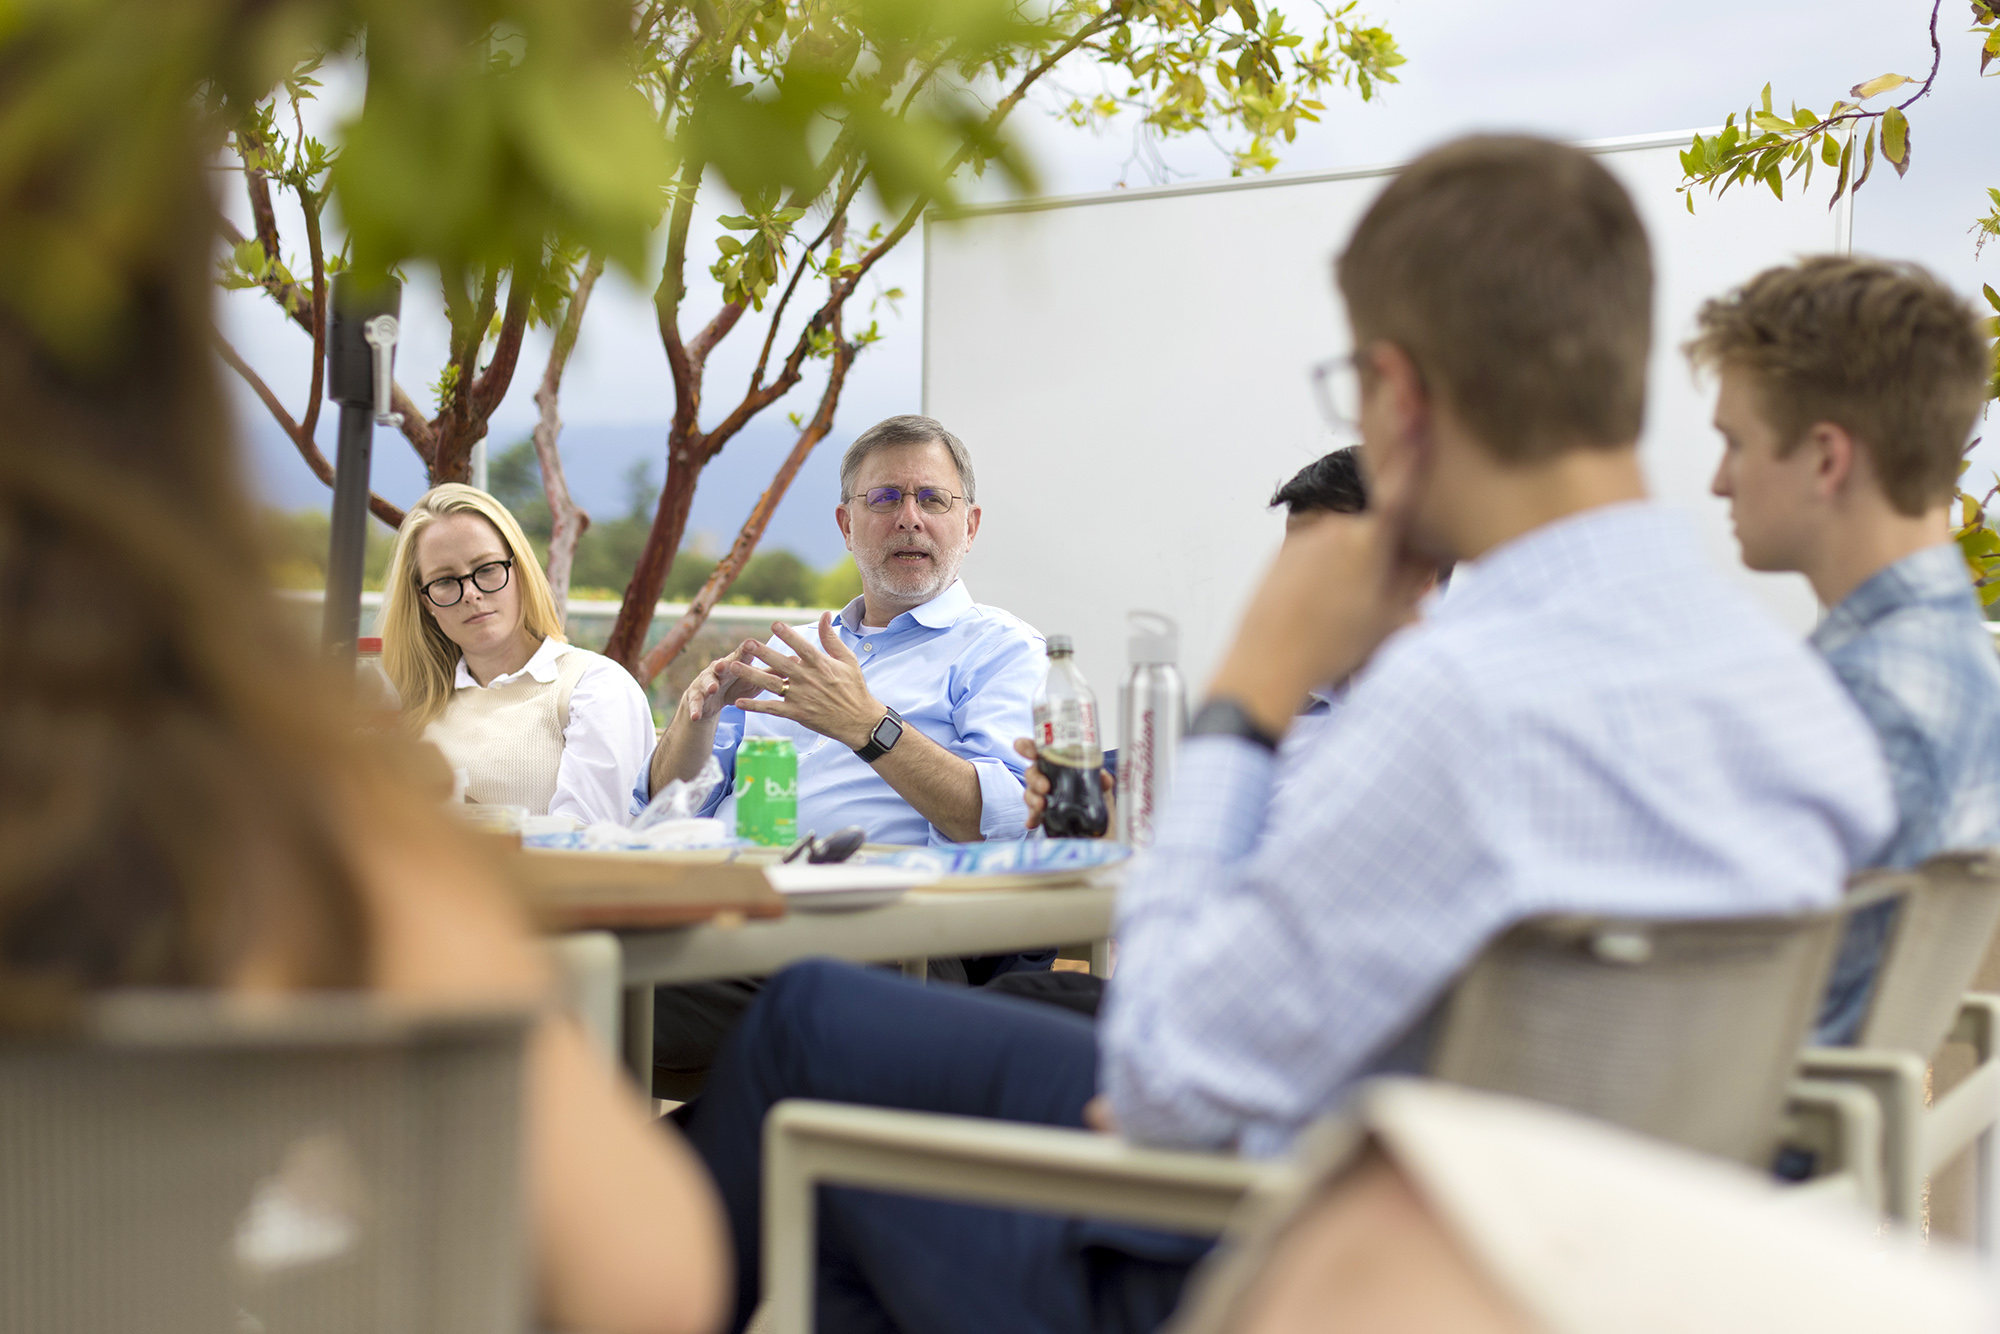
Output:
[761,896,1879,1333]
[1795,851,2000,1235]
[0,991,534,1334]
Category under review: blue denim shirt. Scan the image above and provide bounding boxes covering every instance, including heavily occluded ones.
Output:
[1813,543,2000,1043]
[634,581,1044,846]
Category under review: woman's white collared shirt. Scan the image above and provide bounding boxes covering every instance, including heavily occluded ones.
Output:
[426,637,655,826]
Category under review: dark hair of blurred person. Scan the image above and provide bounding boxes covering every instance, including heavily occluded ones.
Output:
[1270,446,1368,522]
[0,69,727,1334]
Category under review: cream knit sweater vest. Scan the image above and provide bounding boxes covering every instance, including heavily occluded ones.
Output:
[425,648,593,815]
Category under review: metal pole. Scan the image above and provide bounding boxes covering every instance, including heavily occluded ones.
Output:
[321,272,403,658]
[322,407,375,655]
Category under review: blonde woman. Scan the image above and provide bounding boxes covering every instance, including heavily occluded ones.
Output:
[382,485,653,827]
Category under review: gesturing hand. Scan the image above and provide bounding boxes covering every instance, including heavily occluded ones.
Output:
[728,613,884,749]
[681,640,763,723]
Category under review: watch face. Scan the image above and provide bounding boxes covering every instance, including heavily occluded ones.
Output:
[872,714,903,748]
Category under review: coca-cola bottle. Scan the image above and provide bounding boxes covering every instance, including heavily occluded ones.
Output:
[1034,635,1110,839]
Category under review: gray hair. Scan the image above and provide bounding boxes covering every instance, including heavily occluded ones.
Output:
[839,414,976,505]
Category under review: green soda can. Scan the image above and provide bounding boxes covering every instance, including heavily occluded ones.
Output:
[735,736,799,847]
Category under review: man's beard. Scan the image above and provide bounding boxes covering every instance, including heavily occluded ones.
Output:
[858,537,963,605]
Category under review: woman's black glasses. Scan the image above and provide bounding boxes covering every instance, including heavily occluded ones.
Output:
[421,559,513,608]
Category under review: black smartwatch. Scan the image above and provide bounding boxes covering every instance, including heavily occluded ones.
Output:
[1187,697,1282,752]
[854,706,906,764]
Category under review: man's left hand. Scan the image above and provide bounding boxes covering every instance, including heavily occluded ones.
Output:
[730,613,883,749]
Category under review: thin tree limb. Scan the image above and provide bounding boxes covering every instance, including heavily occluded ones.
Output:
[215,334,407,529]
[638,312,855,680]
[218,213,439,466]
[653,168,705,443]
[296,180,327,449]
[531,254,604,623]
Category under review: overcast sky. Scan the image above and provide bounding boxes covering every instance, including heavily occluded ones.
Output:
[225,0,2000,558]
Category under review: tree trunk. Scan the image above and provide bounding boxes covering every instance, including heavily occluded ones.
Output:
[602,427,706,671]
[531,254,603,624]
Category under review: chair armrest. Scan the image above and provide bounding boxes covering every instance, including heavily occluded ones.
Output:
[762,1100,1284,1334]
[765,1099,1279,1228]
[1928,994,2000,1176]
[1796,1046,1927,1223]
[1948,993,2000,1061]
[1781,1077,1884,1213]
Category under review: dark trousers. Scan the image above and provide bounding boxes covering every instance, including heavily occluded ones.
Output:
[654,950,1059,1101]
[678,959,1208,1333]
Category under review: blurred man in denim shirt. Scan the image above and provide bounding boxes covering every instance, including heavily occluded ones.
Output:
[1691,256,2000,1043]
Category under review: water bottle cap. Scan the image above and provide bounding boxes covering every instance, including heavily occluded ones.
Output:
[1046,634,1074,655]
[1127,610,1178,664]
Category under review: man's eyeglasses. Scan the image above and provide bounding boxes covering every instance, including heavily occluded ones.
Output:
[846,486,965,515]
[1309,352,1367,434]
[421,559,513,608]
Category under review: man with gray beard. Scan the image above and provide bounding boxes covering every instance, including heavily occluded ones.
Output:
[638,414,1050,1096]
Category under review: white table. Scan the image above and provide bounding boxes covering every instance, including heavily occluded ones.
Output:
[551,885,1117,1078]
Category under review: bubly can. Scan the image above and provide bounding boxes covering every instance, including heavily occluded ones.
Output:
[735,736,799,846]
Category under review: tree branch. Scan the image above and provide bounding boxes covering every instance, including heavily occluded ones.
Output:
[238,125,284,274]
[637,309,855,681]
[750,161,870,388]
[654,168,705,443]
[216,333,407,529]
[533,254,604,623]
[218,214,440,467]
[296,181,327,448]
[472,262,536,422]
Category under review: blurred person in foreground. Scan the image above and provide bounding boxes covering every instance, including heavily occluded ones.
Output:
[1173,1080,1987,1334]
[671,135,1893,1333]
[639,415,1050,1097]
[1689,257,2000,1045]
[379,484,654,828]
[0,130,728,1334]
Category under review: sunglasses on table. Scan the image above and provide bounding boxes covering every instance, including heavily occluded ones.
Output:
[846,486,966,515]
[421,558,513,608]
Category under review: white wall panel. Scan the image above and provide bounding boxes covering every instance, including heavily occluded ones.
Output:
[924,134,1836,742]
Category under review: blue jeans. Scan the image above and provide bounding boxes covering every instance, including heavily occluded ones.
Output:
[1815,897,1901,1046]
[678,959,1210,1333]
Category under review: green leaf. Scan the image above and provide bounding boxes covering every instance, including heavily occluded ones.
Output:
[1882,106,1910,176]
[1849,73,1914,100]
[1828,131,1852,209]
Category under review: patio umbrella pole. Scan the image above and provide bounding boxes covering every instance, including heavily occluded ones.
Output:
[322,272,403,659]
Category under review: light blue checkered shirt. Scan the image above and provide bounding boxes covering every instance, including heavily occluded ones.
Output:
[1812,543,2000,1042]
[1101,502,1896,1157]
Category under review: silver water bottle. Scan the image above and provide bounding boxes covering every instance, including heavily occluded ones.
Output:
[1117,611,1186,847]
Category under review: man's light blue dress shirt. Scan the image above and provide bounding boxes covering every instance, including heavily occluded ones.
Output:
[1811,543,2000,1042]
[634,581,1044,846]
[1101,502,1896,1158]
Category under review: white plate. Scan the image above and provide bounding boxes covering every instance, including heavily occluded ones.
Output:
[763,864,937,912]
